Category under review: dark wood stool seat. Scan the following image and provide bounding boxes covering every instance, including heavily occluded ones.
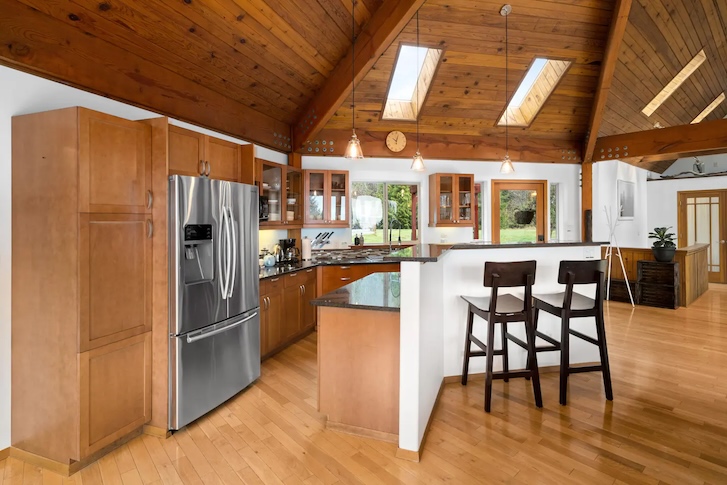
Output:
[531,259,613,406]
[461,260,542,413]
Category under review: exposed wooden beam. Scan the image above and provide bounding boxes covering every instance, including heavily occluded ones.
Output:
[300,130,582,163]
[582,0,632,163]
[593,119,727,163]
[292,0,426,149]
[0,0,289,149]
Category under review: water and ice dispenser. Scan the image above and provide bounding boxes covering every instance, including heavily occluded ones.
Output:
[183,224,214,284]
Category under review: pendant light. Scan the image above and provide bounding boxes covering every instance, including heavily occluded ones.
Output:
[410,10,426,171]
[499,4,514,174]
[344,0,364,159]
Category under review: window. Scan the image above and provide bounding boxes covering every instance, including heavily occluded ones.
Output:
[642,49,706,117]
[497,58,572,127]
[382,45,443,121]
[691,92,725,123]
[351,182,419,244]
[550,183,558,241]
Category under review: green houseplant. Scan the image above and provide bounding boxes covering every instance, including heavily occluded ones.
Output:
[649,226,676,262]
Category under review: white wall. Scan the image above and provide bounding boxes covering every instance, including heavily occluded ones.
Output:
[592,160,649,248]
[302,156,582,246]
[661,153,727,177]
[647,175,727,238]
[0,65,287,449]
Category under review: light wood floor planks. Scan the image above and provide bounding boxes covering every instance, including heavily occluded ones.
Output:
[2,285,727,484]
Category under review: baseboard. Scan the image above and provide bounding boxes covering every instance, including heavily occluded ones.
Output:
[0,447,9,460]
[396,378,445,463]
[143,425,172,439]
[9,427,143,476]
[443,362,601,384]
[326,420,398,444]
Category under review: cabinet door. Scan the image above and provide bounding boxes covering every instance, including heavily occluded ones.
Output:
[78,109,152,214]
[456,175,474,226]
[265,290,285,353]
[79,332,151,458]
[260,294,268,356]
[282,285,302,341]
[169,125,205,177]
[304,170,328,226]
[301,271,316,330]
[207,137,241,182]
[286,167,304,227]
[435,174,455,225]
[260,160,284,226]
[79,214,152,351]
[329,171,349,227]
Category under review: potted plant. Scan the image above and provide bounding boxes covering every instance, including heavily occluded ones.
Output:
[648,226,676,262]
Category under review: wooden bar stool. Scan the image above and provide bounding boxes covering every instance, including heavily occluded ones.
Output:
[461,261,542,412]
[532,259,613,405]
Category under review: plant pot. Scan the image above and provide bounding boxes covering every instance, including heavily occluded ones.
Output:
[514,210,535,225]
[652,246,676,263]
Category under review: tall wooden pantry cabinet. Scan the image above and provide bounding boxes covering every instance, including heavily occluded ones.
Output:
[12,108,153,470]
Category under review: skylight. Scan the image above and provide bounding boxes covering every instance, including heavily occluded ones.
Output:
[691,92,725,123]
[382,45,443,121]
[497,58,571,127]
[642,49,706,117]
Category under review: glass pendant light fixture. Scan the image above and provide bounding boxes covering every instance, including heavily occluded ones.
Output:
[344,0,363,159]
[411,10,425,171]
[499,4,514,174]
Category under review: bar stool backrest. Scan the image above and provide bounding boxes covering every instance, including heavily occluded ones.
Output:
[484,260,537,315]
[557,260,607,285]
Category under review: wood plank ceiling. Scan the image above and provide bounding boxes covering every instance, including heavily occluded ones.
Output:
[0,0,381,148]
[598,0,727,172]
[308,0,615,162]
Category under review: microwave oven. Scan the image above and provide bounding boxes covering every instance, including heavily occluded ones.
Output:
[259,195,269,221]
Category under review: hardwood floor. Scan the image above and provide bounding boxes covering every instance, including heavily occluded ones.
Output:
[2,285,727,484]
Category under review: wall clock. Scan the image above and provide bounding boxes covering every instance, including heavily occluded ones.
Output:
[385,131,406,153]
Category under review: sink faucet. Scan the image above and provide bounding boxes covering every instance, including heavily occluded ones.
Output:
[389,217,402,252]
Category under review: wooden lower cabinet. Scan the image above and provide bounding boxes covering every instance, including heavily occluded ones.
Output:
[260,268,317,359]
[80,333,151,457]
[319,263,400,295]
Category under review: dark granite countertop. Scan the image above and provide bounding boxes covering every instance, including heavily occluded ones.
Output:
[310,272,400,312]
[259,257,397,280]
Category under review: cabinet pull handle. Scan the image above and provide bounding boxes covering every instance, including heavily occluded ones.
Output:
[306,269,313,273]
[199,160,205,176]
[271,278,280,282]
[302,285,306,295]
[340,277,351,281]
[147,220,153,238]
[340,266,351,270]
[147,190,153,209]
[289,273,297,277]
[300,285,304,296]
[205,161,211,176]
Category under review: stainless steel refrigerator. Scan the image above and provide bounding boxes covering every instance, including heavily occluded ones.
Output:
[169,175,260,430]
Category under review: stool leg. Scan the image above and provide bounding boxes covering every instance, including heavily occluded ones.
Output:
[461,308,474,385]
[595,310,614,401]
[559,312,570,406]
[525,312,542,408]
[484,318,496,412]
[501,322,509,383]
[526,308,540,381]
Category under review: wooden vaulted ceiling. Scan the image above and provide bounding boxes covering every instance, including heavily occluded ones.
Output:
[1,0,726,167]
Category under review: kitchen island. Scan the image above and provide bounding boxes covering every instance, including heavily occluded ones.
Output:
[311,272,401,442]
[370,241,605,460]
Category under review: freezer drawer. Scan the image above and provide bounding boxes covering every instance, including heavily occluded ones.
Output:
[170,309,260,430]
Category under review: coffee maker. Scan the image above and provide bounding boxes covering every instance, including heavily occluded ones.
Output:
[278,238,300,264]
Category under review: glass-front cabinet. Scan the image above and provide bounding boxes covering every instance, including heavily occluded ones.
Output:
[257,159,303,228]
[428,173,475,227]
[304,170,349,227]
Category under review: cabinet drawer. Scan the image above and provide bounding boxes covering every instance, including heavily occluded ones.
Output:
[283,270,306,288]
[262,276,284,294]
[79,332,151,458]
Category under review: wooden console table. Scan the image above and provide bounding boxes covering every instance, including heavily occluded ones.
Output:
[601,243,709,307]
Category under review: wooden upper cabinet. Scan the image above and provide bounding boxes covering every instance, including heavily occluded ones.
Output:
[169,125,247,182]
[257,159,304,228]
[79,214,152,352]
[304,170,349,228]
[429,173,474,227]
[78,109,152,214]
[169,125,205,177]
[207,137,242,181]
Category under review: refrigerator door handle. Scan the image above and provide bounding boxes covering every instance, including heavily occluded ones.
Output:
[186,312,258,343]
[228,207,237,298]
[218,207,229,299]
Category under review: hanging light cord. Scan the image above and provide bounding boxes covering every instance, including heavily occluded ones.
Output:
[505,9,508,157]
[351,0,355,133]
[416,10,420,151]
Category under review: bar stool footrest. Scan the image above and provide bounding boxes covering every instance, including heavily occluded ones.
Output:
[469,335,505,356]
[569,365,602,374]
[504,333,528,350]
[493,370,533,380]
[569,329,599,346]
[535,331,561,348]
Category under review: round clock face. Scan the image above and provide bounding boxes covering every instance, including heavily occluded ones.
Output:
[386,131,406,153]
